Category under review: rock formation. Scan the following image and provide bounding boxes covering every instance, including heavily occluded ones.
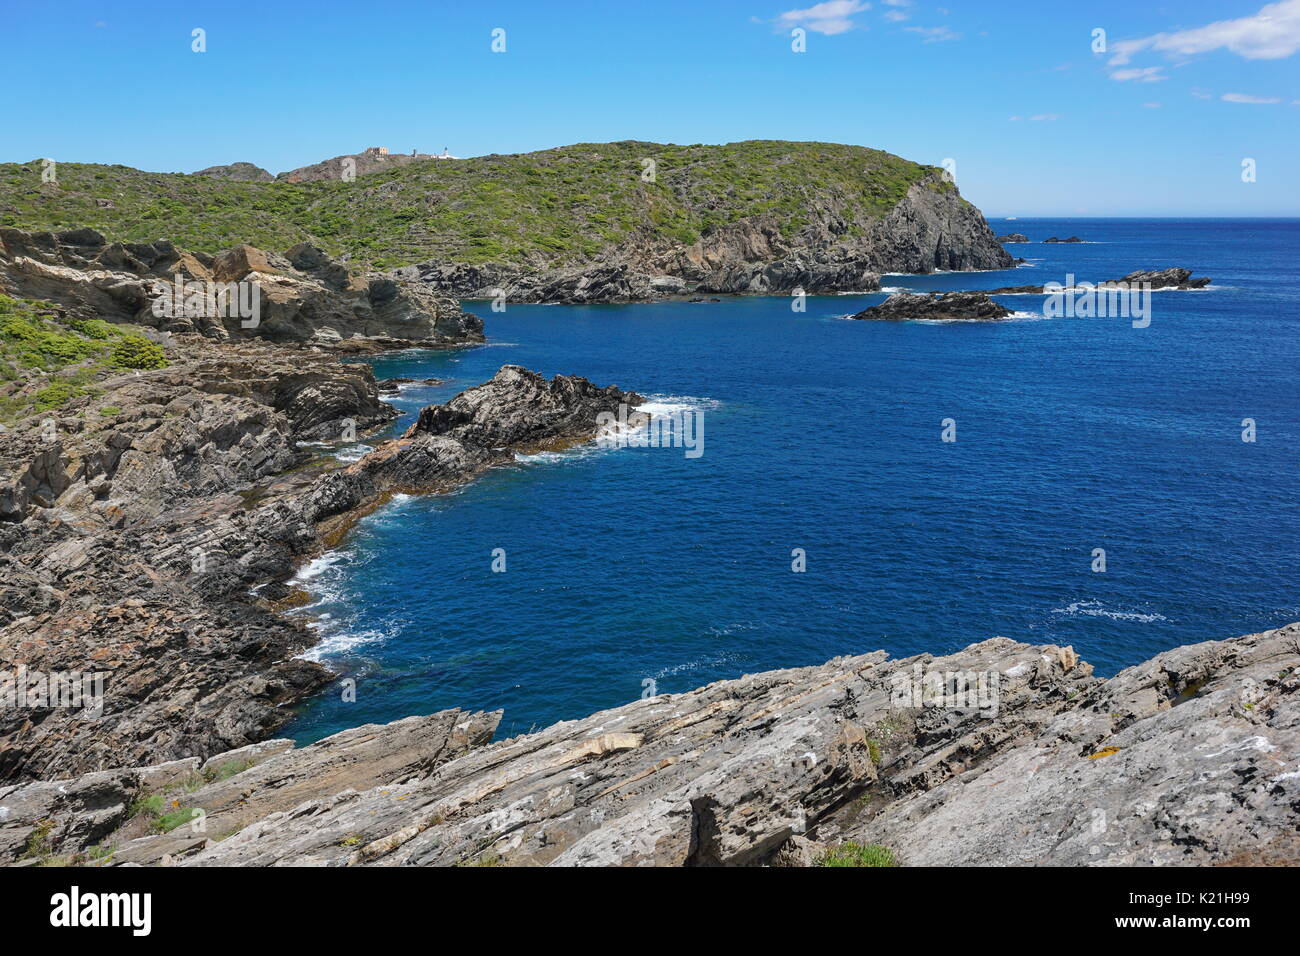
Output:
[1106,268,1211,290]
[0,228,484,348]
[192,162,275,182]
[3,622,1295,866]
[277,146,443,183]
[0,349,641,781]
[982,268,1212,294]
[404,175,1012,304]
[851,291,1013,322]
[995,233,1028,243]
[1044,236,1084,243]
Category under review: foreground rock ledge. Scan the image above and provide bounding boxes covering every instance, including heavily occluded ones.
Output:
[3,621,1295,867]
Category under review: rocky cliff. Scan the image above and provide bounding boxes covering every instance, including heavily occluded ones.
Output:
[3,622,1295,866]
[0,227,484,347]
[404,171,1012,303]
[0,310,641,780]
[0,142,1013,299]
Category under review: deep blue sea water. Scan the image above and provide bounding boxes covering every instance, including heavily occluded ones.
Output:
[285,218,1300,743]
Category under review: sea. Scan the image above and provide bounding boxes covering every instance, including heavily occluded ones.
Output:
[284,218,1300,743]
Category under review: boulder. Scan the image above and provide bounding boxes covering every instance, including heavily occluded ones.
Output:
[852,291,1012,321]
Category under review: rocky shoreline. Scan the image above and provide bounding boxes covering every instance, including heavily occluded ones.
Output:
[397,175,1014,304]
[3,621,1295,866]
[0,227,646,781]
[2,223,1291,869]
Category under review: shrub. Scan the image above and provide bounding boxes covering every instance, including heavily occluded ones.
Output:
[817,842,898,868]
[109,336,167,370]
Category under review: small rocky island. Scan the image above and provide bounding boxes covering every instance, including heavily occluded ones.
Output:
[982,268,1212,294]
[852,291,1012,322]
[995,233,1028,243]
[1043,236,1084,243]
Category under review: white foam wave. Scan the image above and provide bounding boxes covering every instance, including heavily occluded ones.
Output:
[293,552,346,583]
[649,650,742,680]
[331,443,374,463]
[1051,600,1168,623]
[514,393,718,464]
[298,626,392,661]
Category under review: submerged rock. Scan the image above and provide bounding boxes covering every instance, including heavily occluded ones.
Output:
[851,291,1012,321]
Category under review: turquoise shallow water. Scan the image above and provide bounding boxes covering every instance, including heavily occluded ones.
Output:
[285,218,1300,743]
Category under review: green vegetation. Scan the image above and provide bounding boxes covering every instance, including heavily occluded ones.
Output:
[0,294,167,421]
[20,818,57,862]
[817,842,898,868]
[153,806,200,835]
[128,792,200,834]
[0,141,944,270]
[108,335,166,370]
[201,758,255,784]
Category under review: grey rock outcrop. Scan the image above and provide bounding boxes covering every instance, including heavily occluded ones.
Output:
[409,175,1010,304]
[192,162,274,182]
[837,622,1300,865]
[995,233,1028,243]
[852,291,1013,322]
[6,622,1294,867]
[982,268,1212,295]
[1108,268,1211,290]
[0,355,642,781]
[0,228,483,348]
[277,146,443,183]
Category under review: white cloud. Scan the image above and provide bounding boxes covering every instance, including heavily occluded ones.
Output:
[777,0,870,35]
[1143,102,1162,108]
[1008,113,1060,122]
[1221,92,1283,102]
[1191,88,1214,99]
[905,25,959,42]
[1109,66,1168,82]
[1109,0,1300,65]
[884,10,908,21]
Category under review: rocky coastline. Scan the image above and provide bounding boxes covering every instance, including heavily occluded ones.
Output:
[1,223,1290,869]
[0,229,643,781]
[400,177,1015,304]
[3,621,1296,866]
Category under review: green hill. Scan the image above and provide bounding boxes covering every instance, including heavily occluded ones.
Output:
[0,141,948,271]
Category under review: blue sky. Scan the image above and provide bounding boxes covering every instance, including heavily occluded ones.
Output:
[6,0,1299,215]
